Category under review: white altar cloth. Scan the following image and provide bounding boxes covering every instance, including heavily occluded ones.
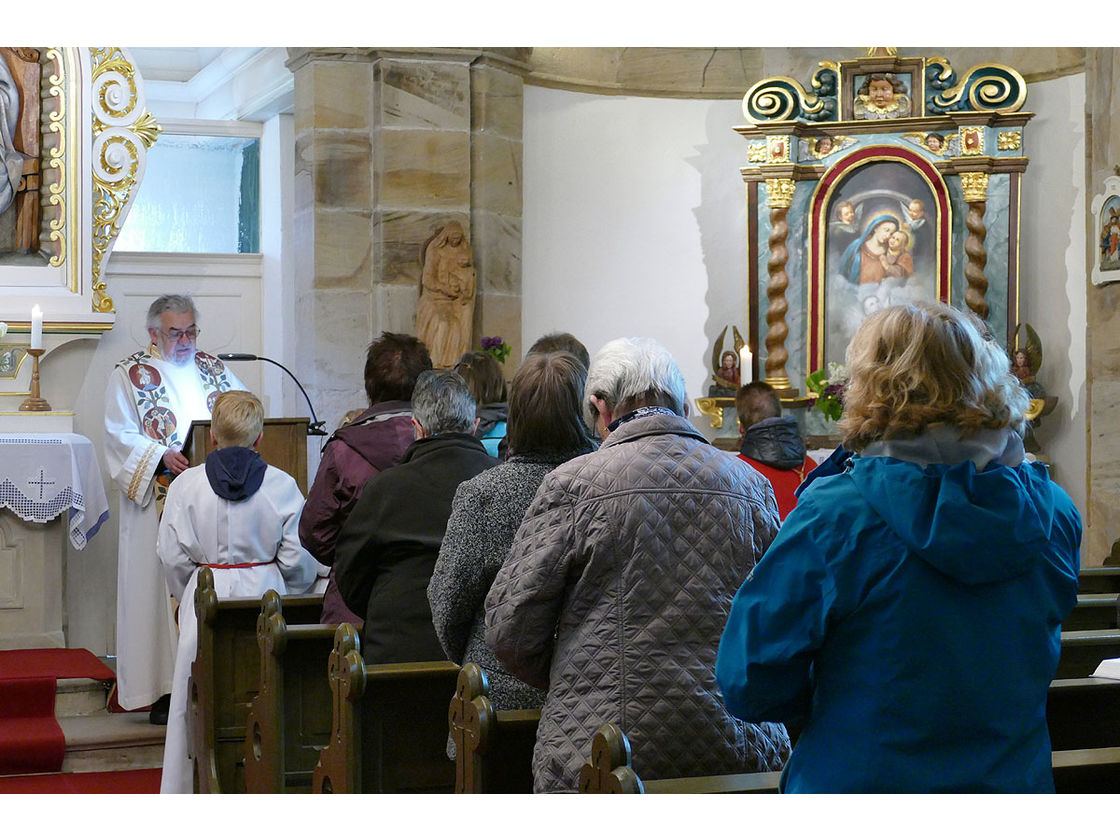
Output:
[0,433,110,549]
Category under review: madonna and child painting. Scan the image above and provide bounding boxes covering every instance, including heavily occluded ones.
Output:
[824,159,938,366]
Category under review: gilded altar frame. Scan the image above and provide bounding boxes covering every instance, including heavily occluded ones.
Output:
[0,47,158,339]
[737,50,1029,402]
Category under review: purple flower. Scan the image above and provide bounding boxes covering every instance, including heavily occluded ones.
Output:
[481,336,502,351]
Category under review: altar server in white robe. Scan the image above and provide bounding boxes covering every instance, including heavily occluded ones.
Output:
[104,294,246,717]
[156,389,318,793]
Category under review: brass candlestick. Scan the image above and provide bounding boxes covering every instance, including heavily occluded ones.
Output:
[18,348,51,412]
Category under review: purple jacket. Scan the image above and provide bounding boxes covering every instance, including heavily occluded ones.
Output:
[299,400,415,625]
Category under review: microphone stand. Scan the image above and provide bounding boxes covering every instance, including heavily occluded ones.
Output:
[218,353,328,436]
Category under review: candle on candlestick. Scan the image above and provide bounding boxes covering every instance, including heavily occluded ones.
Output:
[30,305,42,350]
[739,345,753,385]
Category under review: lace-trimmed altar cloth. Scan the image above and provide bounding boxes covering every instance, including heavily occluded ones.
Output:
[0,433,110,549]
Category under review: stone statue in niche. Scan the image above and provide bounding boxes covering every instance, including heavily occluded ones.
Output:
[416,221,477,369]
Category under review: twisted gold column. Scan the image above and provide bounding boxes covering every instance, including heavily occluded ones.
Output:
[764,178,796,394]
[961,172,991,320]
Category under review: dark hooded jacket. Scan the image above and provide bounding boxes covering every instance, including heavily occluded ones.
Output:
[299,400,416,624]
[717,425,1082,793]
[737,416,817,520]
[738,415,807,470]
[333,431,497,665]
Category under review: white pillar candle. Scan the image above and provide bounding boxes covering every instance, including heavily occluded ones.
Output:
[739,345,753,385]
[30,305,42,350]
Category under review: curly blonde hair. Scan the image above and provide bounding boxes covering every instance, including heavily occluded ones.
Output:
[838,302,1029,452]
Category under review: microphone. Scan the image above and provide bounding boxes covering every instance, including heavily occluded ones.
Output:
[218,353,327,436]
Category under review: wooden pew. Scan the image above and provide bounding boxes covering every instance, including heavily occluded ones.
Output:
[577,722,780,794]
[1047,677,1120,751]
[188,567,324,794]
[1078,566,1120,594]
[242,590,336,793]
[1064,593,1120,631]
[581,678,1120,794]
[312,623,460,794]
[448,663,540,793]
[1056,628,1120,679]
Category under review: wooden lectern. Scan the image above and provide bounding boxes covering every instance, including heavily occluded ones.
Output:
[183,417,311,494]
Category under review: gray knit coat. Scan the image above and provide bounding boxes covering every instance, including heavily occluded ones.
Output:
[428,453,586,712]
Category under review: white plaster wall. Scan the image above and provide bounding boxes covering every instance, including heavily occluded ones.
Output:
[1018,74,1088,521]
[522,87,748,431]
[522,80,1089,519]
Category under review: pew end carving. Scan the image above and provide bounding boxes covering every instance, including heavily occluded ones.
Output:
[449,663,540,793]
[313,625,460,794]
[187,569,324,793]
[242,589,336,793]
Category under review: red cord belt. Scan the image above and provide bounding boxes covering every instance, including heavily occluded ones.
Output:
[198,560,276,569]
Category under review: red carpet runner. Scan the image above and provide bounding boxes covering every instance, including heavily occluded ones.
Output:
[0,767,160,794]
[0,677,65,774]
[0,648,116,775]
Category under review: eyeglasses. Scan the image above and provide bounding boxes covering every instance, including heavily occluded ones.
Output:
[161,327,200,342]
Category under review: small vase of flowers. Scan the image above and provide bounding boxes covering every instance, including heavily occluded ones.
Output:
[805,362,849,422]
[481,335,512,364]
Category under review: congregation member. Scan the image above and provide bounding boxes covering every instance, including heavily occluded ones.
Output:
[299,332,432,626]
[735,380,817,520]
[333,370,497,664]
[485,337,790,793]
[525,331,590,369]
[155,390,318,793]
[716,302,1082,793]
[104,293,246,723]
[454,350,508,458]
[428,351,595,713]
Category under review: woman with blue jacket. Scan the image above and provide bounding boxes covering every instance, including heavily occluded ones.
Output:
[716,301,1082,793]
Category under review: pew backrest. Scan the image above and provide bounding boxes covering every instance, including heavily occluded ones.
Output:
[1077,566,1120,594]
[242,589,336,794]
[1056,629,1120,680]
[1065,593,1120,631]
[312,624,461,794]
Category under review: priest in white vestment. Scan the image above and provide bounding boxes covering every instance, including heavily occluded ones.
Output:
[156,389,317,793]
[104,294,246,716]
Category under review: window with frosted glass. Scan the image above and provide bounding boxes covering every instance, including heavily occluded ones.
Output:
[116,134,260,253]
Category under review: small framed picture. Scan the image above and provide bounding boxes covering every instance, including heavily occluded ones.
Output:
[1091,175,1120,287]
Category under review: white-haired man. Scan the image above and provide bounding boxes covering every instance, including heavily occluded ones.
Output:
[104,294,246,723]
[486,336,791,792]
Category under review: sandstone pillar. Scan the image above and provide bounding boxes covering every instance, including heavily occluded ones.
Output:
[288,48,527,429]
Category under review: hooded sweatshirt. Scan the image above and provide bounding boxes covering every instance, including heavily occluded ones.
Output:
[204,446,267,501]
[717,425,1081,793]
[737,416,817,520]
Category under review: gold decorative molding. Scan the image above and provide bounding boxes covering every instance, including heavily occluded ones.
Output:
[89,47,162,314]
[961,172,991,202]
[43,49,71,272]
[997,131,1022,151]
[765,178,797,209]
[748,141,767,163]
[694,397,729,429]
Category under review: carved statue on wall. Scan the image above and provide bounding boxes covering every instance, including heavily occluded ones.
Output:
[416,221,476,368]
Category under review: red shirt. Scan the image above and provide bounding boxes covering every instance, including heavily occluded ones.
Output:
[737,454,817,521]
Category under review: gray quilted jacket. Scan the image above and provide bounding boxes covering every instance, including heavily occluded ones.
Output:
[485,412,791,792]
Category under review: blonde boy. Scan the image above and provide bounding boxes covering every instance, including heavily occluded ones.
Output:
[156,390,318,794]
